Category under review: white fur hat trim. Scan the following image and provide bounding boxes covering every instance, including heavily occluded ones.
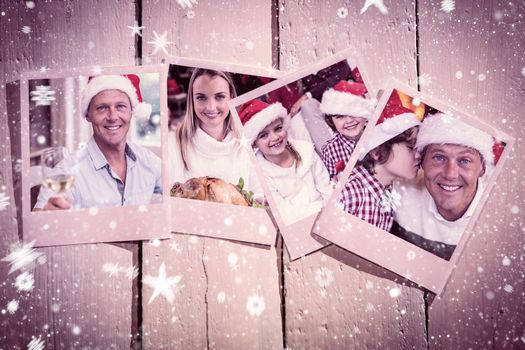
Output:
[415,113,494,166]
[243,102,290,142]
[80,75,152,120]
[359,112,421,160]
[320,89,376,118]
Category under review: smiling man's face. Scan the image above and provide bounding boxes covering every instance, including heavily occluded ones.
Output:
[422,143,485,221]
[87,89,132,151]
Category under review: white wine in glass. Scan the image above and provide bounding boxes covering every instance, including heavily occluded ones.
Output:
[41,147,76,194]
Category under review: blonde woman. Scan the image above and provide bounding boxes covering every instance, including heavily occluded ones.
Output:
[168,68,261,196]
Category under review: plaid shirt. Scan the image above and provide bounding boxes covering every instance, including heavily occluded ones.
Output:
[321,133,357,180]
[339,165,394,231]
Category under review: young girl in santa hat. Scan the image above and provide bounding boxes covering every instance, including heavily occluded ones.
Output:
[168,68,262,197]
[339,90,421,231]
[240,100,333,225]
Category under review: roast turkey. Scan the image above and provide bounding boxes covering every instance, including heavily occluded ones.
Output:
[170,176,250,206]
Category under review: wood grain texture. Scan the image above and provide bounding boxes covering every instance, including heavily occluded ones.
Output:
[418,1,525,349]
[0,1,137,348]
[141,0,273,65]
[141,1,283,349]
[278,1,427,348]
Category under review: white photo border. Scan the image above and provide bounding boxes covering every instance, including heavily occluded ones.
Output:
[313,79,515,295]
[228,48,378,260]
[10,64,171,247]
[165,57,282,246]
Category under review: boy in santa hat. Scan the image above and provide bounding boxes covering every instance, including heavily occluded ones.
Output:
[319,80,377,181]
[240,100,333,225]
[34,74,162,210]
[339,90,421,231]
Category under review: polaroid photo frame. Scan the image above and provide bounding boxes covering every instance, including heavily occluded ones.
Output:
[165,57,282,245]
[228,49,378,260]
[7,65,170,246]
[313,79,515,295]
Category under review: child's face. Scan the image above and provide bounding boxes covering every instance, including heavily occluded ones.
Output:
[382,127,420,181]
[331,115,366,140]
[254,118,288,157]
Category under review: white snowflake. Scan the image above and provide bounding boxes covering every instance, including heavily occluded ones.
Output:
[455,70,463,79]
[92,66,103,75]
[246,293,265,317]
[381,188,402,211]
[0,191,10,211]
[147,31,174,55]
[389,287,401,298]
[360,0,388,15]
[26,1,35,9]
[441,114,454,124]
[265,64,278,76]
[176,0,198,9]
[418,73,432,87]
[102,262,121,277]
[30,85,56,106]
[244,40,255,50]
[365,302,375,312]
[315,267,334,288]
[186,10,195,19]
[440,0,455,13]
[15,271,34,291]
[127,20,144,37]
[6,299,19,314]
[227,253,239,271]
[1,240,44,275]
[521,67,525,77]
[502,256,511,266]
[503,284,513,293]
[143,262,182,304]
[337,7,348,19]
[27,336,44,350]
[125,265,139,280]
[71,325,81,335]
[217,291,226,304]
[21,25,31,34]
[149,239,161,247]
[237,133,253,149]
[406,250,416,260]
[170,241,182,253]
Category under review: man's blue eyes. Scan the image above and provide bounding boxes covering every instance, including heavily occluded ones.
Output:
[432,154,472,165]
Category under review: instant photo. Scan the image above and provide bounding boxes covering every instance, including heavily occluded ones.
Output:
[165,58,280,245]
[8,65,170,246]
[313,80,514,294]
[229,49,378,260]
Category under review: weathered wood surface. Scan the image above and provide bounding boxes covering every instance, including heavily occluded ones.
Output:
[0,0,523,349]
[418,0,525,348]
[0,1,137,348]
[279,1,428,349]
[141,1,283,349]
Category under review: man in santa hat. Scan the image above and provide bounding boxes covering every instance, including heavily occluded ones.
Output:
[34,74,162,210]
[392,113,496,260]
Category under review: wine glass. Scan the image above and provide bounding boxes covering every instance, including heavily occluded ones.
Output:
[40,147,75,195]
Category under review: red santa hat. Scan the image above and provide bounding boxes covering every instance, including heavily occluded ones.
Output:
[239,100,290,142]
[320,80,376,118]
[81,74,152,120]
[359,90,421,160]
[416,113,497,170]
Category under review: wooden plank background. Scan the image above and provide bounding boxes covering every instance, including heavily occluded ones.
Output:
[0,1,523,349]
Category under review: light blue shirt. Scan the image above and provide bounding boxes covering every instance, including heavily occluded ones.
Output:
[35,138,162,209]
